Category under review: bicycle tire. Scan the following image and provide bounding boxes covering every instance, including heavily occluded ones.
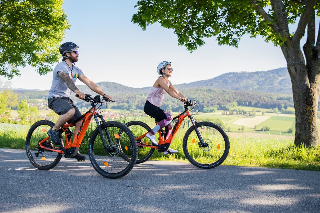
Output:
[26,120,62,170]
[125,121,155,164]
[89,121,137,179]
[183,122,230,169]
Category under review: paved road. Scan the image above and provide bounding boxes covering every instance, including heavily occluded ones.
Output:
[0,148,319,213]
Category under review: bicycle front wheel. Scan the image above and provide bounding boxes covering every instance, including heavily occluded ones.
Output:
[183,122,230,169]
[26,120,62,170]
[126,121,155,164]
[89,121,137,179]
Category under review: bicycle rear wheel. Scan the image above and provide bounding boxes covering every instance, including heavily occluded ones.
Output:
[89,121,137,179]
[26,120,62,170]
[183,122,229,169]
[126,121,155,164]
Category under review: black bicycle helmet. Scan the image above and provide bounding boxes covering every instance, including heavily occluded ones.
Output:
[59,42,79,56]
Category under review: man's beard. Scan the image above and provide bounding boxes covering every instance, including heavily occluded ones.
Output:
[69,55,78,63]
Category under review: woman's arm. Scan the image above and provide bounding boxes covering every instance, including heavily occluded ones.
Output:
[169,82,186,100]
[158,78,186,102]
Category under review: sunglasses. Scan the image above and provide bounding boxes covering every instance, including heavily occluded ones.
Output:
[73,50,79,54]
[166,68,173,71]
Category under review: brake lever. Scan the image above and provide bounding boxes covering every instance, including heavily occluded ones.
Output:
[102,96,115,102]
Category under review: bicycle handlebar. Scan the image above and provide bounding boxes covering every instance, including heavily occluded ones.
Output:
[184,99,197,111]
[76,94,115,103]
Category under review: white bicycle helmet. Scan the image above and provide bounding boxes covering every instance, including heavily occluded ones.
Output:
[157,61,171,75]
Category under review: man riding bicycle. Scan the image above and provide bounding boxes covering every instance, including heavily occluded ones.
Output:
[47,42,112,161]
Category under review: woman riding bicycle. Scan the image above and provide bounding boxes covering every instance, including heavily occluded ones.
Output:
[144,61,187,155]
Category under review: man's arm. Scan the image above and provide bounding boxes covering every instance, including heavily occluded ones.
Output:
[78,74,112,100]
[58,71,85,99]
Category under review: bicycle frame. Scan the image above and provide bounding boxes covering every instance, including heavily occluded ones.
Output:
[38,104,102,153]
[136,106,195,150]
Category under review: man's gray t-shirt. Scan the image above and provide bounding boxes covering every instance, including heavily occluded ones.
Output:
[48,61,83,98]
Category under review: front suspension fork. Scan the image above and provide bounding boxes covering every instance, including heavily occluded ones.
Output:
[189,115,206,146]
[94,115,115,153]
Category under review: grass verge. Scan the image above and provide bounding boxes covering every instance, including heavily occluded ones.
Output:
[0,122,319,171]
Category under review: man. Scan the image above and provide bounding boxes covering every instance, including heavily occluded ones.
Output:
[47,42,112,161]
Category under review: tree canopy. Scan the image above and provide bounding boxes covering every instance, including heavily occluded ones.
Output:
[132,0,320,51]
[0,0,69,78]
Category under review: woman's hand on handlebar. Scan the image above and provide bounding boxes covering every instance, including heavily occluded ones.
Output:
[102,94,113,102]
[180,97,187,103]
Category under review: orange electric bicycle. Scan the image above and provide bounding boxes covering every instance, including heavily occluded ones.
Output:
[26,94,137,179]
[126,100,230,168]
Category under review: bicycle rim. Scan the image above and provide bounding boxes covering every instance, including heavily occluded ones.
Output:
[183,122,230,169]
[25,120,62,170]
[89,121,137,179]
[126,121,155,164]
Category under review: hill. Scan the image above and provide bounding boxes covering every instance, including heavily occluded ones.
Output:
[175,67,291,94]
[13,67,294,112]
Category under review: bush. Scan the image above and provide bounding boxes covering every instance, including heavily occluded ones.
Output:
[261,126,270,131]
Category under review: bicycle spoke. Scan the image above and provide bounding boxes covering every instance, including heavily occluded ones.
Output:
[183,122,229,169]
[89,121,137,179]
[125,121,154,164]
[26,120,62,170]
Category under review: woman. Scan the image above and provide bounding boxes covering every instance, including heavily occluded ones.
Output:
[144,61,187,155]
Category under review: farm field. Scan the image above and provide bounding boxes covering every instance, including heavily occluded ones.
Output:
[7,106,320,137]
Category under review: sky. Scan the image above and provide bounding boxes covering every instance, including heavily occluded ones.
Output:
[0,1,297,90]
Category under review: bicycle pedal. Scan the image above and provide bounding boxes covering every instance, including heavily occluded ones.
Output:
[157,143,170,152]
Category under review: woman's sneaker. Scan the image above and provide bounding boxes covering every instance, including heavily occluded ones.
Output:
[164,148,178,155]
[146,133,158,145]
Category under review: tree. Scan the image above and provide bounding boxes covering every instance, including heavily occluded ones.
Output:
[29,105,39,123]
[0,0,69,78]
[132,0,320,147]
[0,81,18,116]
[17,100,30,124]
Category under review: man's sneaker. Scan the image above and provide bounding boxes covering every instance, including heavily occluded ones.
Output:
[146,133,158,145]
[42,140,54,149]
[47,128,61,145]
[65,147,86,161]
[164,148,178,155]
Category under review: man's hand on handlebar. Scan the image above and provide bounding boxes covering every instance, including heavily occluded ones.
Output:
[75,90,85,99]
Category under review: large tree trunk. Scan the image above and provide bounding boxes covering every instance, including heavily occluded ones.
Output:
[288,65,319,147]
[285,44,320,147]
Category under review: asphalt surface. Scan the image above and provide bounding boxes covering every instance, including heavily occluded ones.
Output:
[0,148,319,213]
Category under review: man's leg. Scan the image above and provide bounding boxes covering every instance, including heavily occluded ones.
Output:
[48,108,75,145]
[52,108,75,130]
[72,119,83,147]
[65,119,86,161]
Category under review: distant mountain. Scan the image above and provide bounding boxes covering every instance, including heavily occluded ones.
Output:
[175,67,292,94]
[78,82,150,95]
[14,67,292,96]
[13,67,294,111]
[76,67,292,95]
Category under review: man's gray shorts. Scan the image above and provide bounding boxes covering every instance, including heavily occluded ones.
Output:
[48,97,82,124]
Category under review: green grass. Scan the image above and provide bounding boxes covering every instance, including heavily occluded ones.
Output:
[256,116,295,131]
[0,123,29,149]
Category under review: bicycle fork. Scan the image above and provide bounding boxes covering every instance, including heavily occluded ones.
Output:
[94,114,121,155]
[189,115,208,148]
